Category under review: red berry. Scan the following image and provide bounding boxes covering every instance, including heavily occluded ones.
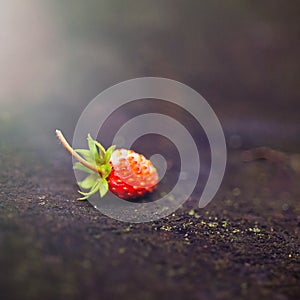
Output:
[107,149,158,199]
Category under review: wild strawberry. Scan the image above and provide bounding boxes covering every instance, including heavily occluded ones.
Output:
[56,130,158,200]
[108,149,158,199]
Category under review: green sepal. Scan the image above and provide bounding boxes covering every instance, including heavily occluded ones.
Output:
[77,177,109,200]
[74,149,93,162]
[73,162,94,174]
[87,134,97,155]
[104,145,116,164]
[73,134,116,200]
[94,140,106,157]
[87,134,102,165]
[78,173,100,189]
[77,180,100,200]
[98,163,112,179]
[99,178,109,197]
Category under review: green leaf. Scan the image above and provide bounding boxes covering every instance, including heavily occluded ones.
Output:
[73,162,94,174]
[94,140,106,156]
[87,134,96,152]
[94,152,102,165]
[87,134,108,166]
[78,174,99,189]
[77,180,100,200]
[94,140,106,165]
[99,178,109,197]
[104,145,116,164]
[87,134,99,162]
[74,149,92,162]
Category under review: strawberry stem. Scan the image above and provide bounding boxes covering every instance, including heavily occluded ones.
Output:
[56,130,99,174]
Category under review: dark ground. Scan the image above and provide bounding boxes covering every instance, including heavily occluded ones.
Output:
[0,142,299,300]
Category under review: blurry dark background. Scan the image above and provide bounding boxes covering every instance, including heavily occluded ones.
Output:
[1,0,299,155]
[1,1,300,300]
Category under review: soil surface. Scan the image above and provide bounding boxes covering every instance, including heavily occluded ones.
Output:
[0,144,299,300]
